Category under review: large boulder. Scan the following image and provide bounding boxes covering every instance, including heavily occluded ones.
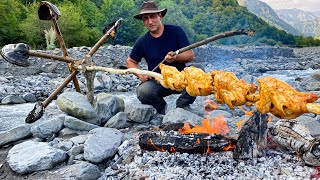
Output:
[125,103,156,123]
[0,125,31,146]
[84,128,123,163]
[7,140,67,174]
[56,92,97,120]
[94,93,125,124]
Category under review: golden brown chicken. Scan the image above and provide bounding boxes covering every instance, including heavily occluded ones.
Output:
[155,64,186,91]
[155,64,320,119]
[254,76,318,119]
[156,64,214,96]
[211,70,257,109]
[183,66,214,96]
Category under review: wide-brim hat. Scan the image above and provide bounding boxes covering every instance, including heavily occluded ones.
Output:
[134,1,167,20]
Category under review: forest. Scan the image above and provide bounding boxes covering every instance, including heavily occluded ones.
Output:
[1,0,320,49]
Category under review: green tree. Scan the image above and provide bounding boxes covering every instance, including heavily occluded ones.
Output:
[76,0,104,28]
[158,0,196,42]
[57,1,98,47]
[100,0,143,45]
[19,2,48,48]
[0,0,25,46]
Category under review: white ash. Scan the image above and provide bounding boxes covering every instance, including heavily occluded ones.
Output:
[103,134,316,180]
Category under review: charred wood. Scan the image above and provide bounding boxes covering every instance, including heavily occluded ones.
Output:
[233,111,268,159]
[270,120,320,166]
[159,122,194,131]
[139,131,236,154]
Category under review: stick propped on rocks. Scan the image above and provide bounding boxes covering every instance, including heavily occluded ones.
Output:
[76,65,162,79]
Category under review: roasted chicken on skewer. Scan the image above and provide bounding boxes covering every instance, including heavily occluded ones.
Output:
[156,64,214,96]
[251,76,318,119]
[211,70,257,109]
[156,64,320,119]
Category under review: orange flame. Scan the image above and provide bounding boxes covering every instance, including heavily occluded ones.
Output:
[267,115,272,123]
[223,141,236,151]
[170,147,176,153]
[207,141,211,153]
[236,117,246,131]
[204,100,218,112]
[179,115,229,135]
[148,138,165,152]
[196,138,201,144]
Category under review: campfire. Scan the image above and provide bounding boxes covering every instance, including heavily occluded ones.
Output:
[139,99,320,167]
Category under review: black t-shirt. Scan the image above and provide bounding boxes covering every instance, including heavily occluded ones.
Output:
[129,25,190,73]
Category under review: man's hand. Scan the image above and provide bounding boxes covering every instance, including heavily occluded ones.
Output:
[164,51,176,63]
[138,75,151,82]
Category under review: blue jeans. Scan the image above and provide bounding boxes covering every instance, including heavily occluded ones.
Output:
[136,63,205,114]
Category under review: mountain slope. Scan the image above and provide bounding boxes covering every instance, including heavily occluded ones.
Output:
[237,0,301,35]
[276,9,319,36]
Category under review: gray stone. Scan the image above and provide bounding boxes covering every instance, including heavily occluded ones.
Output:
[56,161,101,180]
[64,116,99,131]
[205,110,233,119]
[1,95,26,104]
[67,144,84,156]
[56,92,97,120]
[70,135,89,145]
[58,128,88,137]
[104,112,128,129]
[31,118,64,139]
[22,93,37,102]
[94,93,125,124]
[49,138,74,151]
[162,108,203,125]
[0,125,31,146]
[125,103,156,123]
[296,116,320,137]
[84,127,123,163]
[311,70,320,81]
[7,140,67,174]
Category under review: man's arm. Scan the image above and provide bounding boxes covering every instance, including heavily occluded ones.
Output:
[126,57,150,82]
[164,49,194,63]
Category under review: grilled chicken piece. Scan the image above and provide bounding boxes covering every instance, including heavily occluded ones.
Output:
[155,64,186,91]
[157,64,214,96]
[211,70,257,109]
[184,66,214,96]
[255,76,318,119]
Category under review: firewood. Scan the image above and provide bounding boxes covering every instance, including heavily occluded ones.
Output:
[139,131,236,154]
[269,120,320,166]
[233,111,268,159]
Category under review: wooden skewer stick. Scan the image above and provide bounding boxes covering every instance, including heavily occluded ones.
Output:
[306,103,320,115]
[75,65,162,79]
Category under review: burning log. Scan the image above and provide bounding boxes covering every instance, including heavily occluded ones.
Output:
[269,120,320,166]
[139,130,236,154]
[233,111,268,159]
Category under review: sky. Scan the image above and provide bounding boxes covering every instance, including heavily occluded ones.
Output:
[259,0,320,12]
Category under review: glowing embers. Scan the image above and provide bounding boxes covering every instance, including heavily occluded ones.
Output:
[147,138,165,152]
[179,115,229,135]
